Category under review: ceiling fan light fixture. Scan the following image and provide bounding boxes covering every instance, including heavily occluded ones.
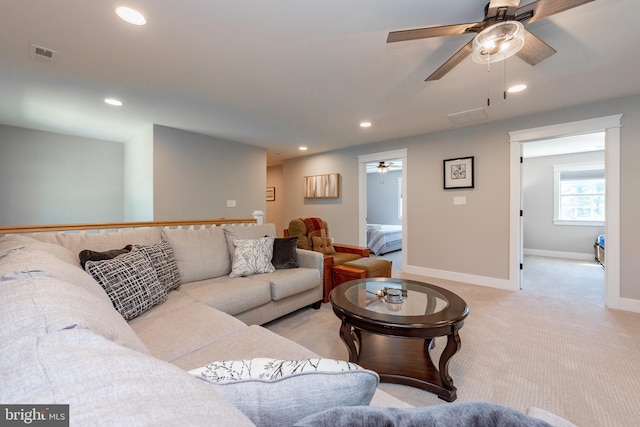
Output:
[472,21,525,64]
[377,161,389,173]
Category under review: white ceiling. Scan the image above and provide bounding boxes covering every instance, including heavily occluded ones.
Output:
[1,1,639,166]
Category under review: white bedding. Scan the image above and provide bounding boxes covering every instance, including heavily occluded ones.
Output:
[366,224,402,255]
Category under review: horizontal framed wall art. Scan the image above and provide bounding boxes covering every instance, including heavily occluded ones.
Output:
[443,156,474,189]
[304,173,340,198]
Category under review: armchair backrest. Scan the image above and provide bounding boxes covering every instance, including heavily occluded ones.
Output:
[287,217,329,250]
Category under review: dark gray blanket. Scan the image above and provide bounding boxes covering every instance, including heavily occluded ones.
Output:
[293,401,552,427]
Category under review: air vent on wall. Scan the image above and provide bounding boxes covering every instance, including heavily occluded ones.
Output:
[30,44,57,63]
[447,107,489,125]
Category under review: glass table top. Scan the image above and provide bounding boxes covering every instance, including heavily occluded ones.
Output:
[343,279,449,317]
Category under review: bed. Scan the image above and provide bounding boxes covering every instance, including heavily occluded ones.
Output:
[367,224,402,255]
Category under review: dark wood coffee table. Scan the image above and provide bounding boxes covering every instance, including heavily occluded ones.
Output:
[330,278,469,401]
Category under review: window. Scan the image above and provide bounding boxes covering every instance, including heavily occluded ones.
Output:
[553,162,604,226]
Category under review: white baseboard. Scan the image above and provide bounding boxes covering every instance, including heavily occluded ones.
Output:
[523,248,594,261]
[403,265,516,291]
[608,297,640,314]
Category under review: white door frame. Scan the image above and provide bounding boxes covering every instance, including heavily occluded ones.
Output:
[358,149,408,265]
[508,114,622,308]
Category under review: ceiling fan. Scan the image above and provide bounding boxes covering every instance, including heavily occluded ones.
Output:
[377,161,393,173]
[387,0,595,81]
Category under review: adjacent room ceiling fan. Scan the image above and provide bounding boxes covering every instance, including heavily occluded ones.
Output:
[387,0,594,81]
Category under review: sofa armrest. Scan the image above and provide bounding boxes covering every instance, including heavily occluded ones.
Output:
[332,243,370,257]
[295,248,324,276]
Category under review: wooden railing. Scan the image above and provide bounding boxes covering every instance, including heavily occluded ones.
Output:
[0,218,257,235]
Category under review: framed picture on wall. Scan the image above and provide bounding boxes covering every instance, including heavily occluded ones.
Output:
[303,173,340,198]
[443,156,474,189]
[266,187,275,201]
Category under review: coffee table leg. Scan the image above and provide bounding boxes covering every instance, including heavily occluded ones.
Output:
[339,319,359,362]
[438,329,462,391]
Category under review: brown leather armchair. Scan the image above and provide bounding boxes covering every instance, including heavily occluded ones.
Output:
[285,217,370,302]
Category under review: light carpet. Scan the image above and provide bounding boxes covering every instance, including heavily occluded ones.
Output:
[265,257,640,427]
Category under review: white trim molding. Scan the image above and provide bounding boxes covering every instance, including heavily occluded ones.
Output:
[403,265,514,291]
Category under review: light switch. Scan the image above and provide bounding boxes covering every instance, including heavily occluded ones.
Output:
[453,196,466,205]
[227,200,236,208]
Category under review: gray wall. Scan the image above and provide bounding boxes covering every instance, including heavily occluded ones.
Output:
[153,125,266,220]
[266,165,285,237]
[282,93,640,301]
[523,151,605,255]
[367,170,402,225]
[0,124,124,225]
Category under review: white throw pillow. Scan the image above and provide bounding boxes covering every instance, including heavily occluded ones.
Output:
[189,358,379,427]
[229,237,275,278]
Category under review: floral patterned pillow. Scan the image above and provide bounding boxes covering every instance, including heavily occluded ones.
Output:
[189,358,379,426]
[229,237,275,278]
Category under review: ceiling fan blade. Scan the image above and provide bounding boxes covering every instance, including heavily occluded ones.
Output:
[387,22,479,43]
[518,0,595,25]
[516,29,557,65]
[425,40,473,81]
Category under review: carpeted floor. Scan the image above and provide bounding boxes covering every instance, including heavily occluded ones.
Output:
[265,256,640,427]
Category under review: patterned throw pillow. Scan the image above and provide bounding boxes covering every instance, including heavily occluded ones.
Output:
[229,237,275,278]
[132,241,181,291]
[312,236,336,255]
[189,358,379,427]
[85,251,167,320]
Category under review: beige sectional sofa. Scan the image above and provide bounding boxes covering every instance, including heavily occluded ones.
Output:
[0,221,411,426]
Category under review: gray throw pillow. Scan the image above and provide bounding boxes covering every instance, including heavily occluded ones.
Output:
[85,251,167,320]
[271,237,299,269]
[190,358,379,427]
[293,402,555,427]
[132,241,181,292]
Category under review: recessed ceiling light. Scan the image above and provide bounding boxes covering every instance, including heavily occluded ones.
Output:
[507,84,527,94]
[360,121,372,128]
[116,7,146,26]
[299,146,308,151]
[104,98,123,106]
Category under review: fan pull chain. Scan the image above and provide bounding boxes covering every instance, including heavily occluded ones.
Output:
[486,59,491,107]
[503,58,507,100]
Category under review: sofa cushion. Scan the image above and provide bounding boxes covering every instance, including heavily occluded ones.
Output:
[272,236,299,269]
[133,241,181,291]
[172,324,319,370]
[29,227,162,263]
[178,276,272,316]
[1,328,254,426]
[250,268,322,301]
[223,223,276,259]
[312,236,336,255]
[161,227,231,283]
[0,234,79,266]
[0,245,110,300]
[190,358,379,427]
[230,237,276,278]
[85,251,167,321]
[129,292,247,362]
[0,273,149,354]
[79,245,132,268]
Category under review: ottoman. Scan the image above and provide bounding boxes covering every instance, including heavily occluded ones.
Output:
[331,258,393,292]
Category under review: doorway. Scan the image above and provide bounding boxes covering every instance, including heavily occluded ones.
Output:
[509,114,622,308]
[520,132,605,300]
[358,149,407,274]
